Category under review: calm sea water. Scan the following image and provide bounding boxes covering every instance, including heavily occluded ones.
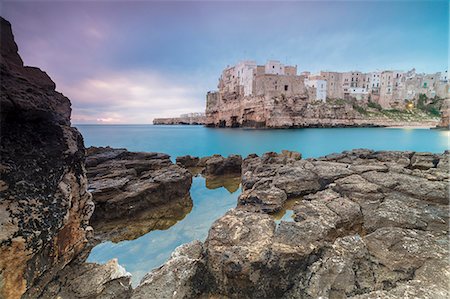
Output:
[79,125,449,286]
[77,125,449,159]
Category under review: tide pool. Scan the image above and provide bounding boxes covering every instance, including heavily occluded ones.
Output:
[80,125,449,286]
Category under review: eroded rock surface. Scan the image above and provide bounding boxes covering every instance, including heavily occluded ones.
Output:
[0,17,94,299]
[39,258,132,299]
[176,154,242,177]
[132,241,206,299]
[138,149,449,299]
[86,147,192,223]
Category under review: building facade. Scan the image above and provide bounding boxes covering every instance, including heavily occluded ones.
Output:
[213,60,448,110]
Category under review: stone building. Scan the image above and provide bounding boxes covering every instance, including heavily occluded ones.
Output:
[213,59,449,112]
[305,75,327,101]
[320,71,343,99]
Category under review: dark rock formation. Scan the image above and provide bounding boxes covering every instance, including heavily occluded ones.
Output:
[86,147,193,222]
[176,155,200,168]
[176,154,242,176]
[203,154,242,176]
[0,17,94,298]
[135,149,449,299]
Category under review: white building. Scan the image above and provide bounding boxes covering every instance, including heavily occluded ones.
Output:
[265,60,285,75]
[368,72,381,90]
[305,75,327,101]
[235,61,257,96]
[349,87,369,101]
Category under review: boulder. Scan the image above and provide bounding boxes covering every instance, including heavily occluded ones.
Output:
[203,154,242,176]
[176,155,200,168]
[132,241,206,299]
[39,259,132,299]
[86,147,192,221]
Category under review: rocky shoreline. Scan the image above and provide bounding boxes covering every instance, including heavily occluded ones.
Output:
[1,16,449,299]
[131,149,449,299]
[153,116,206,125]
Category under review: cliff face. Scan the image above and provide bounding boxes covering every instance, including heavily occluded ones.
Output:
[0,17,94,299]
[206,90,369,128]
[153,116,206,125]
[438,98,450,128]
[205,91,439,128]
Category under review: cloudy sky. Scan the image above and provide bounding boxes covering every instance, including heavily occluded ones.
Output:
[2,0,448,124]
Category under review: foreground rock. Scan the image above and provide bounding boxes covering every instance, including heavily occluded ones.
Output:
[86,147,192,222]
[176,154,242,176]
[139,149,449,299]
[0,17,94,298]
[40,258,132,299]
[132,241,206,299]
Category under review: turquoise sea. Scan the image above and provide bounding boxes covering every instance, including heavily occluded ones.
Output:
[78,125,449,159]
[78,125,449,286]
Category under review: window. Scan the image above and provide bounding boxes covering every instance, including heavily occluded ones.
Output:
[284,85,288,91]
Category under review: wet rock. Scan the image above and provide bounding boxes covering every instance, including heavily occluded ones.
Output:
[40,259,132,299]
[203,154,243,176]
[132,241,206,299]
[0,17,93,298]
[176,155,200,168]
[86,147,192,221]
[239,185,287,213]
[160,149,449,299]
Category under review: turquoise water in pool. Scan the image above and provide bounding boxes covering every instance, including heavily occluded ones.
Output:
[78,125,449,286]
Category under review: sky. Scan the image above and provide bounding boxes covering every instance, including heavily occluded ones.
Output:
[1,0,448,124]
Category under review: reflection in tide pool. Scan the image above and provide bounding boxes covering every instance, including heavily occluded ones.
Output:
[273,198,300,224]
[87,175,240,286]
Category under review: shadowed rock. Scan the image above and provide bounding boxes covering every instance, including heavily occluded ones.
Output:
[86,147,192,221]
[0,17,94,299]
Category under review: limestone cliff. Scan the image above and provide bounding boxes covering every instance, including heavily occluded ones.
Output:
[206,91,439,128]
[0,17,94,298]
[153,116,206,125]
[437,98,450,128]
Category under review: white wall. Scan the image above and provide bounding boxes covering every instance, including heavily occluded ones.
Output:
[306,79,327,101]
[235,61,257,96]
[265,60,285,75]
[368,72,381,89]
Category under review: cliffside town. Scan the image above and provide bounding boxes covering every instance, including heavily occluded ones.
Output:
[205,60,448,128]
